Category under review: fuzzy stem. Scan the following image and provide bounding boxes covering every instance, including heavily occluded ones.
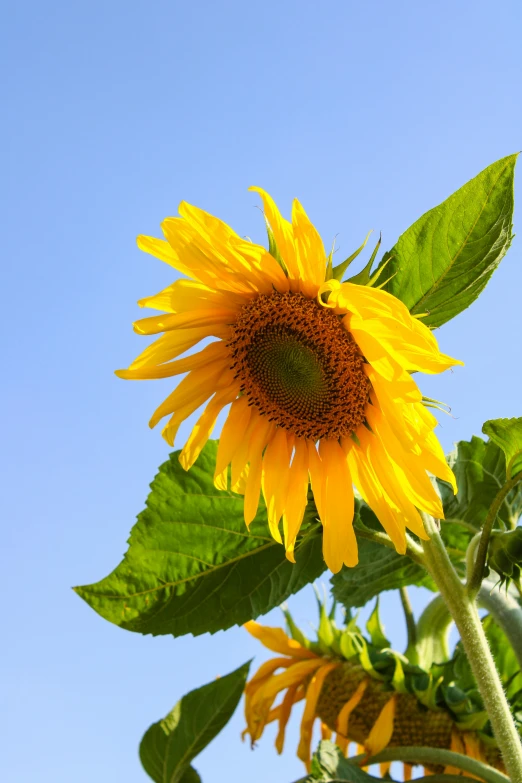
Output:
[421,512,522,782]
[352,746,510,782]
[399,586,418,663]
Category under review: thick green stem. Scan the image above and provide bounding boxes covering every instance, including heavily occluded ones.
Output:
[399,586,418,662]
[421,513,522,783]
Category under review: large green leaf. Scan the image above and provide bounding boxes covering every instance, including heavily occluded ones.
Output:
[377,154,517,327]
[139,661,249,783]
[74,441,325,636]
[439,435,522,536]
[330,502,433,610]
[483,418,522,479]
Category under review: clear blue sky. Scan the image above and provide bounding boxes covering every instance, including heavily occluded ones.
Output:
[2,1,521,781]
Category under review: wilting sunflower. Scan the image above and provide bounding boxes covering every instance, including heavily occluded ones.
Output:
[243,613,505,780]
[117,190,461,572]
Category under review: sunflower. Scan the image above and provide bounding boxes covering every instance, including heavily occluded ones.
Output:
[117,189,461,572]
[243,616,505,780]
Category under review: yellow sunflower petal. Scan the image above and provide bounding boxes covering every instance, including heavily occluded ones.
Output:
[262,428,292,544]
[179,385,239,470]
[292,198,326,294]
[275,684,302,754]
[214,396,252,482]
[297,662,339,768]
[116,340,228,380]
[319,439,357,572]
[364,693,397,756]
[244,621,318,659]
[148,361,232,429]
[283,439,310,562]
[249,187,300,282]
[244,419,276,526]
[336,679,368,737]
[128,325,230,370]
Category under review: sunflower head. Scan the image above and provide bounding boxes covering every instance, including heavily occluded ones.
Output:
[243,602,505,779]
[118,190,462,572]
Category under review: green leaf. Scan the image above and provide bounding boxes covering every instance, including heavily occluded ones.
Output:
[330,502,433,610]
[139,661,249,783]
[74,441,325,637]
[179,768,201,783]
[483,418,522,479]
[439,435,522,539]
[307,740,380,782]
[376,154,518,327]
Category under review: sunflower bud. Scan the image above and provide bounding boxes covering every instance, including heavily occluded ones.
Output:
[488,528,522,587]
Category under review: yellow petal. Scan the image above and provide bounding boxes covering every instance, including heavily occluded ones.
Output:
[364,694,397,756]
[275,684,302,754]
[336,679,368,737]
[244,621,318,659]
[148,360,232,429]
[319,439,357,572]
[133,308,236,336]
[214,396,252,481]
[283,439,310,562]
[179,385,239,470]
[116,340,228,380]
[297,663,339,768]
[128,325,230,370]
[249,187,300,282]
[262,428,292,544]
[292,198,326,294]
[346,440,407,553]
[244,419,276,526]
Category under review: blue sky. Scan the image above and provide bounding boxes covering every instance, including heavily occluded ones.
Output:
[2,1,522,781]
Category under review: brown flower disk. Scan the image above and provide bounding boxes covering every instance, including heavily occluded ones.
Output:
[227,292,371,440]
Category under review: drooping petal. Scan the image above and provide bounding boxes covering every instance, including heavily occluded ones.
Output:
[244,621,318,659]
[244,418,276,526]
[127,325,230,370]
[319,439,357,572]
[116,340,228,380]
[336,679,368,737]
[148,361,233,429]
[297,663,339,768]
[275,684,303,754]
[262,428,292,544]
[282,439,311,562]
[364,694,397,756]
[179,384,239,470]
[214,396,252,482]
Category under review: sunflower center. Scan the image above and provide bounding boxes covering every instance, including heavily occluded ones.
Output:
[227,291,371,440]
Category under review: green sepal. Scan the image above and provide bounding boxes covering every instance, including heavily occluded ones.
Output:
[331,231,372,281]
[346,234,384,287]
[391,653,409,695]
[488,529,522,589]
[282,604,312,649]
[365,598,390,649]
[264,216,289,275]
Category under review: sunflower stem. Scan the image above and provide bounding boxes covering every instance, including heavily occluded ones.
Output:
[399,586,418,663]
[420,512,522,783]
